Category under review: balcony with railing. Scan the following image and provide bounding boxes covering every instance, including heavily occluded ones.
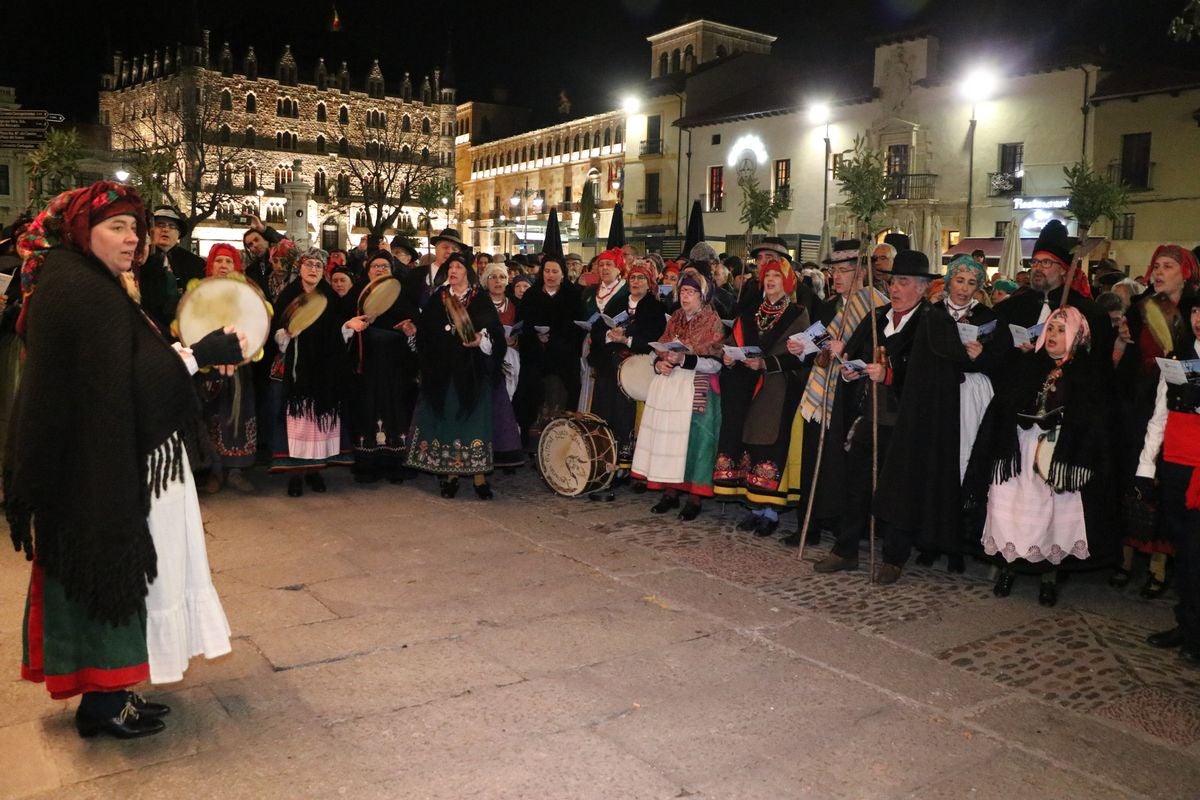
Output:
[701,192,725,213]
[987,171,1023,197]
[557,201,578,214]
[885,173,937,201]
[639,138,663,156]
[636,198,662,215]
[1107,160,1155,191]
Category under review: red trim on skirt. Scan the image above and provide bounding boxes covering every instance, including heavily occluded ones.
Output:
[22,566,148,699]
[640,477,715,498]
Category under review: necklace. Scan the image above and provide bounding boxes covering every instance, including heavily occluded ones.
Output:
[755,295,789,333]
[946,298,974,321]
[596,280,623,306]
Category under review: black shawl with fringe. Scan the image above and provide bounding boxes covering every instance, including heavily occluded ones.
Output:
[6,249,199,625]
[271,279,347,427]
[416,285,505,419]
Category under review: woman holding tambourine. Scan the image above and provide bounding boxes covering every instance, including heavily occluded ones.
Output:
[406,253,506,499]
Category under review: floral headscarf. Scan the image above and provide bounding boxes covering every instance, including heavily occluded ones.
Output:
[16,181,147,336]
[1035,306,1091,356]
[944,253,987,292]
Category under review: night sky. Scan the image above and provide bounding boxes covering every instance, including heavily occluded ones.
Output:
[1,0,1193,124]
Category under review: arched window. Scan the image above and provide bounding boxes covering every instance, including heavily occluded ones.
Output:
[220,89,232,111]
[684,44,694,70]
[220,163,233,188]
[420,147,430,162]
[274,166,284,191]
[316,134,326,152]
[659,53,669,77]
[583,132,591,150]
[615,125,623,145]
[421,117,431,135]
[338,137,349,156]
[316,102,326,122]
[537,142,544,160]
[243,163,258,190]
[219,124,231,144]
[573,134,580,152]
[716,44,727,58]
[401,144,411,160]
[671,48,681,72]
[401,114,412,132]
[337,172,350,196]
[521,146,527,163]
[314,169,327,197]
[244,126,256,146]
[339,105,349,125]
[603,127,612,147]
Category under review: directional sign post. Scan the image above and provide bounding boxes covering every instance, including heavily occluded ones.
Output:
[0,109,50,151]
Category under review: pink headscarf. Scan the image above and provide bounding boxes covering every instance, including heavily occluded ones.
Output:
[1035,306,1091,356]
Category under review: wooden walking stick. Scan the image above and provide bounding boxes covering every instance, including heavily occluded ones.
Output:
[797,351,839,563]
[869,344,887,583]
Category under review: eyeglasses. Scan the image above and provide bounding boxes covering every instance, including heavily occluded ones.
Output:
[152,221,178,231]
[1029,258,1062,269]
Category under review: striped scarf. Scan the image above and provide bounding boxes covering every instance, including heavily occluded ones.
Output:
[799,286,887,423]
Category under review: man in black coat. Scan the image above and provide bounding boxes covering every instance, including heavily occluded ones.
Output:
[139,206,206,336]
[813,250,938,583]
[406,228,469,310]
[994,220,1113,374]
[242,214,285,296]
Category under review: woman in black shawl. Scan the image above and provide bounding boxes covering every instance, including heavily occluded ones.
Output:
[406,253,506,498]
[268,248,354,496]
[513,255,585,449]
[345,252,420,483]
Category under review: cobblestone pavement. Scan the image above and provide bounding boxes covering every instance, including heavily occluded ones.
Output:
[3,466,1198,799]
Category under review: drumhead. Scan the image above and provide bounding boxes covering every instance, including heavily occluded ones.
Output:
[537,415,617,496]
[618,354,656,402]
[358,275,402,318]
[284,292,329,336]
[176,277,270,361]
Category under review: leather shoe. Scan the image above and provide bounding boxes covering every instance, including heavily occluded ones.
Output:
[678,502,701,521]
[1108,567,1132,589]
[1180,644,1200,665]
[1147,627,1184,649]
[1141,576,1168,599]
[813,553,858,573]
[127,691,170,719]
[993,570,1016,598]
[440,478,459,498]
[1038,581,1059,607]
[305,471,326,493]
[75,702,166,739]
[736,513,759,531]
[630,481,648,494]
[874,563,903,585]
[650,495,680,514]
[946,554,965,574]
[753,517,779,537]
[473,481,494,500]
[588,489,615,502]
[287,476,303,497]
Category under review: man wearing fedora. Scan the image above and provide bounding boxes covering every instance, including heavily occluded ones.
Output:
[390,235,418,269]
[406,227,469,308]
[139,205,205,335]
[813,249,937,583]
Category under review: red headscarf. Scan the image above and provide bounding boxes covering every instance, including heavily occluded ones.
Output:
[16,181,148,336]
[626,260,658,289]
[205,243,244,276]
[1144,244,1198,288]
[596,248,626,277]
[757,257,797,296]
[662,260,682,278]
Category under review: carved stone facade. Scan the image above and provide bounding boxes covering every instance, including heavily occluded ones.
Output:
[98,36,456,252]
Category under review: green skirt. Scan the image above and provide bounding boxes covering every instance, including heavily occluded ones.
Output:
[23,565,149,699]
[406,384,494,475]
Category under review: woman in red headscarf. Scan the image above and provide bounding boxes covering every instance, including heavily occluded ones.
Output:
[714,244,812,534]
[187,243,266,493]
[6,182,244,738]
[1112,244,1199,595]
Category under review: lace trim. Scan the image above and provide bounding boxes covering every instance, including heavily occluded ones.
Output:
[983,534,1090,565]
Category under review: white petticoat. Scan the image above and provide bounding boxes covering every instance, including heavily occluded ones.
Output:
[145,448,232,684]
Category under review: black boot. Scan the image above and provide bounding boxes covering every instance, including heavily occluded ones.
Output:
[287,476,303,497]
[75,693,165,739]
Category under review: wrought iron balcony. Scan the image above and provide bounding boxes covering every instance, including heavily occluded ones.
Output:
[987,171,1023,197]
[639,138,663,156]
[636,198,662,215]
[1107,160,1155,191]
[886,173,937,201]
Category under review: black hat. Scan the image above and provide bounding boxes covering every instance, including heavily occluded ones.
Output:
[151,205,189,239]
[1031,220,1075,266]
[430,227,467,249]
[889,249,938,278]
[823,239,861,265]
[389,237,418,260]
[883,232,911,252]
[443,251,478,285]
[749,237,792,262]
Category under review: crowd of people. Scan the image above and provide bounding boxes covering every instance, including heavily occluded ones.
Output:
[0,181,1197,742]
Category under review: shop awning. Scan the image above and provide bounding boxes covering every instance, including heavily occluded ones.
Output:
[942,237,1106,262]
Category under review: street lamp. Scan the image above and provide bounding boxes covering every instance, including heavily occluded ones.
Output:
[255,185,265,218]
[621,95,641,115]
[510,176,541,253]
[960,68,997,238]
[114,169,130,183]
[808,103,832,222]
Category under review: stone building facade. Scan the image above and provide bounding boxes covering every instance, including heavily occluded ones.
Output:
[98,34,456,254]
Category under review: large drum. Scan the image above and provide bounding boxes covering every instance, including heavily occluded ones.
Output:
[617,353,655,401]
[175,276,271,361]
[537,413,618,497]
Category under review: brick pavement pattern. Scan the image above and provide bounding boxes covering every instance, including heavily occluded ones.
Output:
[2,468,1198,799]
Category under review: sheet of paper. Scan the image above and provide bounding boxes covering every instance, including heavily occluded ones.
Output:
[0,273,12,294]
[721,319,735,328]
[841,358,869,373]
[1008,324,1031,347]
[649,340,690,354]
[788,331,819,357]
[1157,358,1200,386]
[602,311,629,328]
[957,323,979,344]
[658,285,674,297]
[723,345,749,362]
[534,325,551,335]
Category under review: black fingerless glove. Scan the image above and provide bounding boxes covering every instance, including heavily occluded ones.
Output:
[191,328,243,367]
[1133,476,1156,502]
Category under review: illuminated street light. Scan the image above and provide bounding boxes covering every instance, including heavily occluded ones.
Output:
[807,103,830,126]
[621,95,641,114]
[808,103,832,222]
[960,68,998,103]
[114,169,130,182]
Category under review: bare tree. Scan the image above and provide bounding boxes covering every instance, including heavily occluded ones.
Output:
[109,67,247,228]
[330,111,449,239]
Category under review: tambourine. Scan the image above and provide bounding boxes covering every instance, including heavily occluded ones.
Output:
[175,276,271,361]
[442,291,477,344]
[358,275,402,318]
[283,291,328,336]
